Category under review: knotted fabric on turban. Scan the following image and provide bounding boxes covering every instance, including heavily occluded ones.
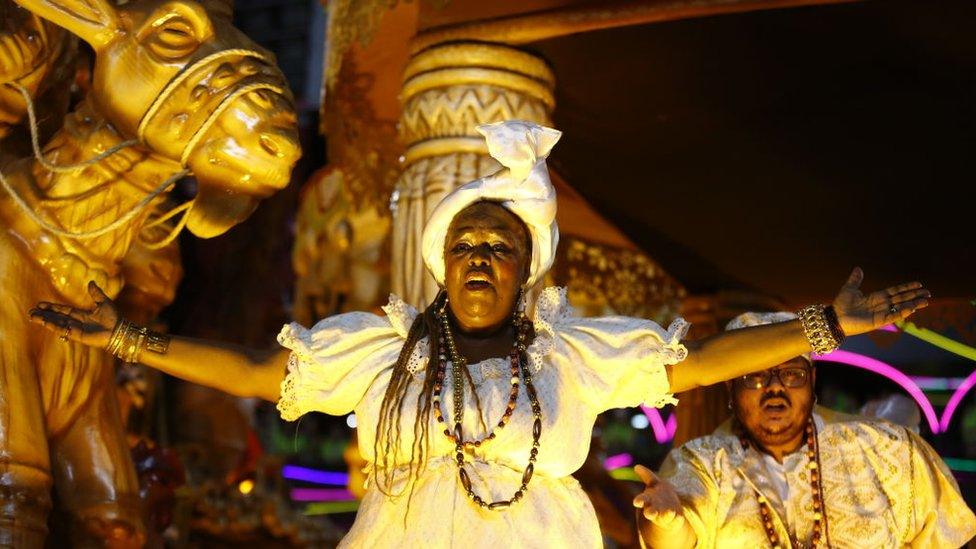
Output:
[726,311,812,363]
[421,120,563,289]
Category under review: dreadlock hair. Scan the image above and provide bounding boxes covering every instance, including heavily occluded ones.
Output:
[372,200,534,515]
[371,291,480,504]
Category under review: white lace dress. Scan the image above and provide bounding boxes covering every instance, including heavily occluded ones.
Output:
[277,287,688,548]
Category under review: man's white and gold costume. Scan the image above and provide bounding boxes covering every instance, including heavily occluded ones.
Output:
[660,407,976,548]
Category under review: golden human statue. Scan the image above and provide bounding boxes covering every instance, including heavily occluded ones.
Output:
[292,165,391,324]
[0,0,300,543]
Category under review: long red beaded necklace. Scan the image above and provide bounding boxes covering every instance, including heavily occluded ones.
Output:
[434,301,542,510]
[740,417,829,549]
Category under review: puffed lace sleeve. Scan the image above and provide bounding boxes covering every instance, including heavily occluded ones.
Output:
[532,287,689,413]
[276,295,424,421]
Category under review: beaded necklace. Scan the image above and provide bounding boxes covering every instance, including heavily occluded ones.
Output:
[434,302,542,510]
[740,417,829,548]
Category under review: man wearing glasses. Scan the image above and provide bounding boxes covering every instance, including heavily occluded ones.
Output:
[634,312,976,549]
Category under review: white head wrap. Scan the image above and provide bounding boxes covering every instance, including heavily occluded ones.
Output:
[726,311,812,363]
[421,120,563,289]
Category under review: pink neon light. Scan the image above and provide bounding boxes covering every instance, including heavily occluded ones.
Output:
[939,369,976,432]
[813,350,941,433]
[640,405,677,444]
[878,324,899,333]
[604,453,633,470]
[290,488,355,502]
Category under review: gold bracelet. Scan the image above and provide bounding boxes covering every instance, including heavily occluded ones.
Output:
[106,319,130,358]
[145,329,171,355]
[128,328,147,364]
[106,320,172,364]
[122,325,140,364]
[797,304,841,355]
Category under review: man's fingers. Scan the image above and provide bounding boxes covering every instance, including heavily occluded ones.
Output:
[843,267,864,289]
[643,506,677,526]
[633,492,651,508]
[634,464,654,485]
[890,288,930,305]
[884,281,923,297]
[877,297,930,314]
[880,300,929,325]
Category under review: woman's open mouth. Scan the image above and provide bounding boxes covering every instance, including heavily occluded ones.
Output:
[464,272,493,291]
[464,280,492,291]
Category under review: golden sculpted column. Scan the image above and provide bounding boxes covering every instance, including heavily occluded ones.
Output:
[392,41,555,307]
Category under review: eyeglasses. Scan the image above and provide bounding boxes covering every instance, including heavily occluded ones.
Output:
[735,367,811,390]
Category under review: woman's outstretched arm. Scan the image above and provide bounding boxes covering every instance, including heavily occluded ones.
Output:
[668,267,930,393]
[30,281,288,402]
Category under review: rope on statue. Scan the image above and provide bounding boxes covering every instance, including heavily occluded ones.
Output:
[139,200,193,250]
[0,82,189,240]
[10,82,139,173]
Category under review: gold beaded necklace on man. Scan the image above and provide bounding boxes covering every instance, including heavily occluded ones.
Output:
[739,417,830,549]
[433,300,542,510]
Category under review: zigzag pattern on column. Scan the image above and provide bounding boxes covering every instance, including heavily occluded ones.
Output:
[401,86,552,145]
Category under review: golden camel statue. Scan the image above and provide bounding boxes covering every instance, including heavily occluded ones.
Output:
[0,0,300,543]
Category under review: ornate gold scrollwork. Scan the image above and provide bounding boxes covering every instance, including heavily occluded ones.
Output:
[547,235,685,323]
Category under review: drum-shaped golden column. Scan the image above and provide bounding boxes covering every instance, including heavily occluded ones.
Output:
[392,41,556,307]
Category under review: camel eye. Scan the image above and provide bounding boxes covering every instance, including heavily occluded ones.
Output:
[144,17,200,60]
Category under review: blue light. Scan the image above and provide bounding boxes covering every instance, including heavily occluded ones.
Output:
[282,465,349,486]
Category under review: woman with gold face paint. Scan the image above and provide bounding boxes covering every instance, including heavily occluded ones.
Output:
[29,121,931,547]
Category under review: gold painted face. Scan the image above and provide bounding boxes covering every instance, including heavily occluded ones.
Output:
[444,202,530,333]
[13,0,301,236]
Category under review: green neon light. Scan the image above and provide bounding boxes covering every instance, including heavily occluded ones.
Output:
[609,467,642,482]
[896,321,976,363]
[944,458,976,473]
[304,501,360,515]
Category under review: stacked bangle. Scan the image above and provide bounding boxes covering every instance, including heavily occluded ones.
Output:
[106,319,171,364]
[797,304,845,355]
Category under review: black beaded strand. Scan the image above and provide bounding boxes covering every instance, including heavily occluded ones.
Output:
[435,301,541,510]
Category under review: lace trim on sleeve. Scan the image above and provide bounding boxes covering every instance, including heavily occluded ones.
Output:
[527,287,576,373]
[381,294,419,338]
[381,294,428,375]
[277,353,304,421]
[643,318,690,408]
[661,318,691,364]
[276,322,316,421]
[277,321,315,362]
[644,364,679,408]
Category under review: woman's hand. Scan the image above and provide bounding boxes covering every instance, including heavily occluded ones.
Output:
[833,267,931,336]
[29,281,118,348]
